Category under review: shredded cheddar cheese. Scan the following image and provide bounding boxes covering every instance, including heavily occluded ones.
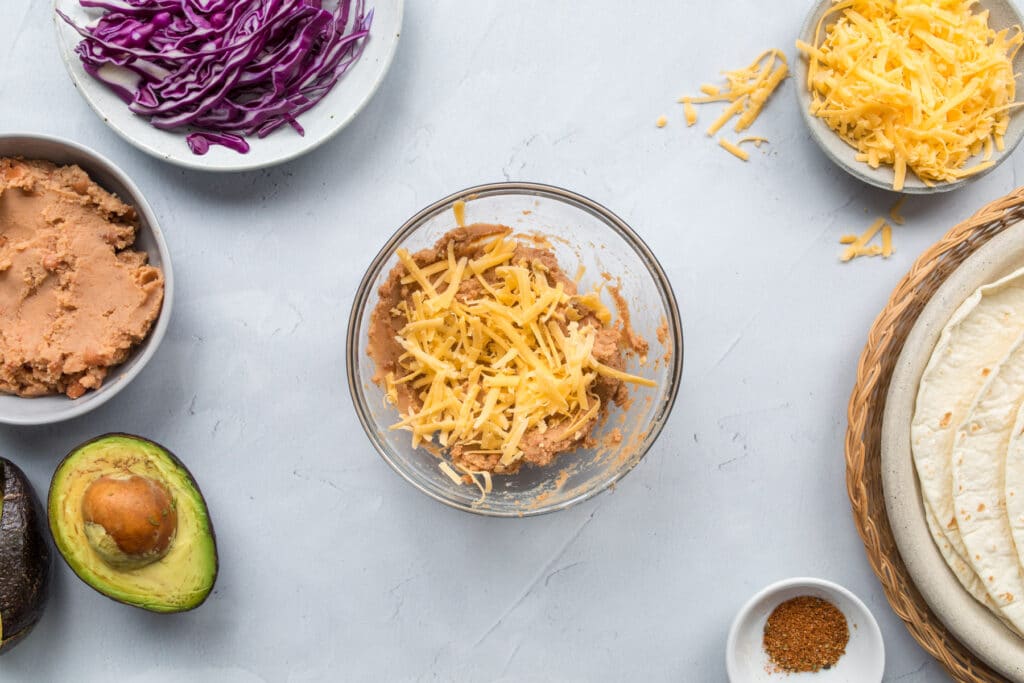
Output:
[439,462,464,486]
[719,138,750,161]
[684,100,698,126]
[437,461,493,503]
[677,49,789,160]
[796,0,1023,191]
[889,196,906,225]
[656,115,668,128]
[457,463,492,503]
[386,235,654,468]
[882,223,893,256]
[840,217,895,261]
[738,136,770,147]
[719,135,772,160]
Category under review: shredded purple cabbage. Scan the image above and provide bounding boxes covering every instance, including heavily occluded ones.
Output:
[186,131,250,155]
[58,0,373,155]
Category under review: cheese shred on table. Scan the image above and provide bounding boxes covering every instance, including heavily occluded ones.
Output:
[385,236,654,468]
[677,49,789,160]
[719,138,750,160]
[840,217,895,260]
[796,0,1023,191]
[889,196,906,224]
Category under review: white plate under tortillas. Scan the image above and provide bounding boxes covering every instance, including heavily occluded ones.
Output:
[883,220,1024,681]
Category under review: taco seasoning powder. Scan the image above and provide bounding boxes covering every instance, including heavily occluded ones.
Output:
[763,596,849,673]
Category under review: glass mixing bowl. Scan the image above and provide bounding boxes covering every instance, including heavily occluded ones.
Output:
[347,182,683,516]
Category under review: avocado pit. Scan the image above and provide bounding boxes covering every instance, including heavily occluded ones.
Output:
[81,475,177,571]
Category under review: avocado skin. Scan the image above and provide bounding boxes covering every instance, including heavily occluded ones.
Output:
[0,458,51,655]
[48,433,218,613]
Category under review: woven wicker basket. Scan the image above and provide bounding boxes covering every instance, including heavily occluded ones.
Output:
[846,186,1024,682]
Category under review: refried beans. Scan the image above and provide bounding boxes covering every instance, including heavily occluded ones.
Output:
[0,158,164,399]
[367,223,648,474]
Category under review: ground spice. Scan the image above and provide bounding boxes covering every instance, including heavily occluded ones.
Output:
[763,596,849,673]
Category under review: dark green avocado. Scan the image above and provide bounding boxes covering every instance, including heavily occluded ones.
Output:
[0,458,51,655]
[48,434,218,613]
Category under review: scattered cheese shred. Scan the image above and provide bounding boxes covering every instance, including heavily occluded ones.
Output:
[706,98,748,137]
[676,49,788,159]
[889,196,906,225]
[656,115,668,128]
[388,234,653,469]
[719,138,750,161]
[796,0,1023,191]
[841,217,896,261]
[738,136,769,148]
[684,100,698,126]
[841,217,886,261]
[453,200,466,227]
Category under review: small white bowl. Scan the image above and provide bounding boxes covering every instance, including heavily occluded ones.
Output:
[0,133,173,426]
[794,0,1024,194]
[726,577,885,683]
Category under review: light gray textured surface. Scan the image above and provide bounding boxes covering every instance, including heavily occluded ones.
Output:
[4,1,1024,681]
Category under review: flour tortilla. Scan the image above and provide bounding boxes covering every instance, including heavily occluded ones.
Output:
[1005,400,1024,578]
[953,333,1024,631]
[926,502,1022,636]
[912,268,1024,576]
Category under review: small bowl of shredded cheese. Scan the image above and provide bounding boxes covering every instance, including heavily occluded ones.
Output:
[347,183,683,516]
[795,0,1024,193]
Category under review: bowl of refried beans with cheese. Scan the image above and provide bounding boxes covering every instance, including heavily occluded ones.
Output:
[347,182,682,516]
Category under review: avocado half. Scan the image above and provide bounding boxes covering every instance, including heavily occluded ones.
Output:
[48,434,218,613]
[0,458,51,654]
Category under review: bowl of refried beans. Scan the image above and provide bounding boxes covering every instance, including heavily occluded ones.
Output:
[0,133,172,425]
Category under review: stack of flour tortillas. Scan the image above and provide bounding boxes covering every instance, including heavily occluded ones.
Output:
[912,268,1024,636]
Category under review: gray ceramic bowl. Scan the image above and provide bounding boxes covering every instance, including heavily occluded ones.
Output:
[0,133,173,425]
[795,0,1024,194]
[347,182,683,517]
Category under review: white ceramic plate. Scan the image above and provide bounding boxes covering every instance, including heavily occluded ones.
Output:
[882,220,1024,680]
[726,577,884,682]
[0,133,173,426]
[794,0,1024,194]
[52,0,403,172]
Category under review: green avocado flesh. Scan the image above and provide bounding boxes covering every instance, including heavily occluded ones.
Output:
[0,458,51,655]
[48,434,218,613]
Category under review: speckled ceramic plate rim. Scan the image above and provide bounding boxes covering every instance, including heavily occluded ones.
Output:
[794,0,1024,194]
[51,0,404,172]
[882,220,1024,680]
[0,133,173,426]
